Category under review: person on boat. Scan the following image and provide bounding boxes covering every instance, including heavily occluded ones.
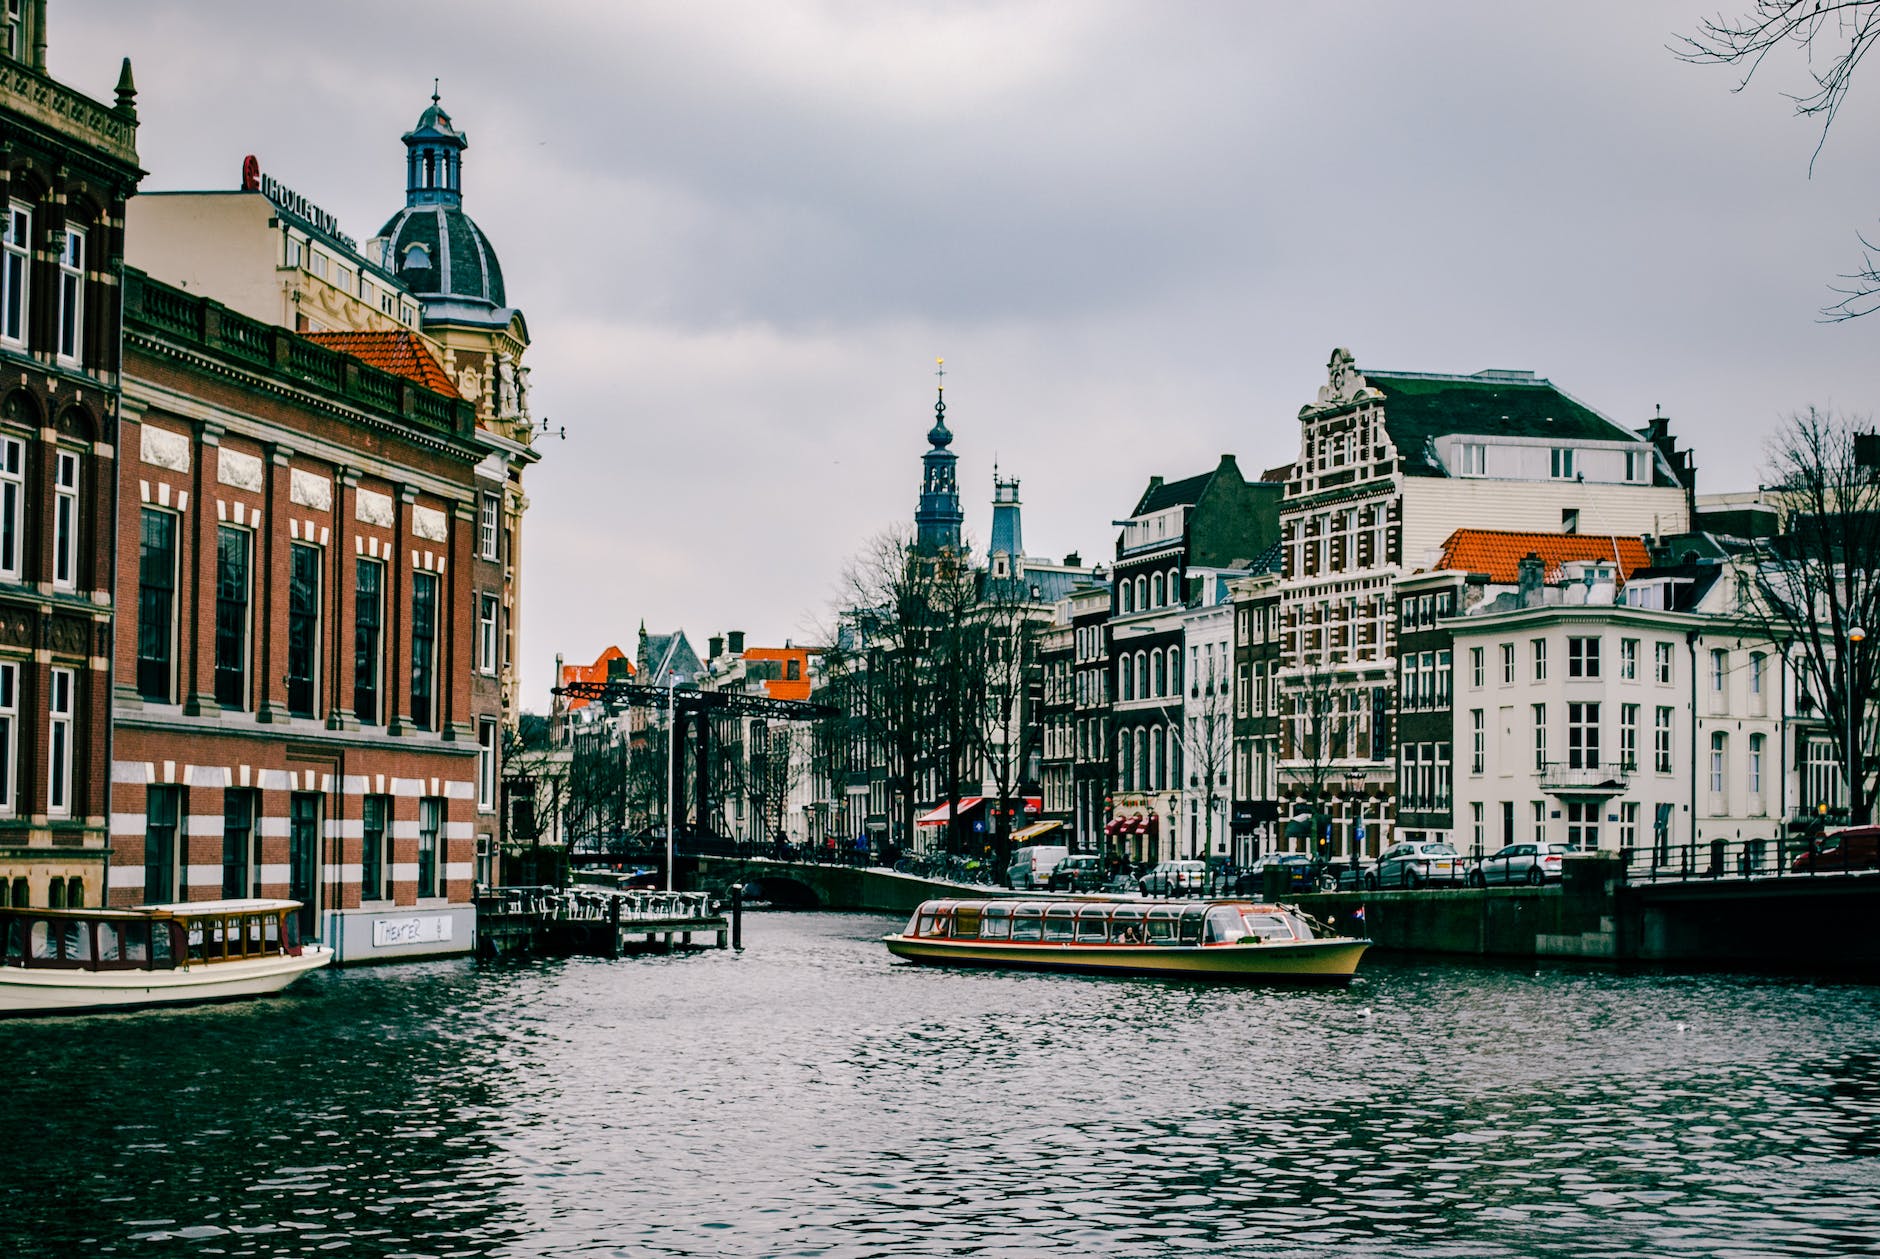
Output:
[1119,924,1142,945]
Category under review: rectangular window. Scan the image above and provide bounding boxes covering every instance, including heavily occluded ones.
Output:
[2,201,28,345]
[47,667,71,816]
[1621,801,1640,849]
[354,557,383,725]
[1502,800,1515,846]
[1749,734,1765,802]
[136,508,178,702]
[411,571,438,730]
[0,661,13,815]
[361,794,389,902]
[1568,636,1600,678]
[1470,646,1484,689]
[1654,706,1674,774]
[1621,638,1638,681]
[1655,642,1674,685]
[478,719,498,811]
[287,543,320,717]
[1710,648,1727,693]
[1459,442,1486,475]
[0,435,19,580]
[56,224,83,364]
[1472,801,1484,851]
[145,785,181,905]
[479,493,499,560]
[221,790,255,900]
[1531,638,1547,682]
[1550,447,1575,479]
[1710,732,1728,794]
[418,796,442,897]
[1471,708,1486,773]
[1501,643,1515,685]
[1620,703,1639,769]
[1532,703,1547,771]
[1568,701,1600,769]
[478,593,498,676]
[213,526,251,708]
[1566,801,1598,850]
[1436,650,1451,705]
[309,251,328,281]
[52,451,77,590]
[1532,800,1547,842]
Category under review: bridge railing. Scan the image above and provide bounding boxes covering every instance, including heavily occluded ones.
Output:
[1618,837,1878,884]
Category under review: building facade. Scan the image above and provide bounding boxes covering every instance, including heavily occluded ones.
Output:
[0,11,142,908]
[110,272,491,961]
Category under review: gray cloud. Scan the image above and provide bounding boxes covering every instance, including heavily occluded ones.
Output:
[54,1,1880,707]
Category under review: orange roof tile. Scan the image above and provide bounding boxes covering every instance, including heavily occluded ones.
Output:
[1436,529,1651,584]
[560,646,632,710]
[303,329,460,398]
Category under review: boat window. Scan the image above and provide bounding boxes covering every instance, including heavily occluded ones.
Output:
[916,913,942,938]
[29,920,54,962]
[1074,909,1110,942]
[1178,906,1207,945]
[1242,913,1296,941]
[1204,907,1247,944]
[262,916,281,951]
[1012,910,1044,942]
[980,904,1012,940]
[1145,911,1177,943]
[952,908,981,940]
[97,920,122,963]
[1284,913,1316,940]
[122,921,150,965]
[186,920,206,960]
[60,920,91,965]
[1,917,21,965]
[247,915,266,953]
[1042,909,1075,943]
[152,923,177,968]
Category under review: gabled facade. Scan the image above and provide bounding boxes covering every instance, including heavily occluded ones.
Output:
[0,9,142,909]
[1277,348,1693,863]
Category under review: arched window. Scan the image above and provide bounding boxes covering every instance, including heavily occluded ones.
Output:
[63,877,81,908]
[7,877,22,907]
[1170,648,1183,694]
[1171,733,1184,788]
[1150,649,1163,697]
[1120,582,1132,615]
[1119,657,1133,701]
[1749,733,1765,798]
[47,877,63,910]
[1169,567,1182,606]
[1120,736,1134,790]
[1134,576,1147,611]
[1136,729,1149,792]
[1709,732,1728,794]
[1151,572,1164,607]
[1152,727,1165,789]
[1135,652,1148,698]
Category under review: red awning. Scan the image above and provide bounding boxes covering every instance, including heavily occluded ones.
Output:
[1105,814,1159,836]
[915,797,984,827]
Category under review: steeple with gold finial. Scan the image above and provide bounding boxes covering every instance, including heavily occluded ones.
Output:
[914,358,964,555]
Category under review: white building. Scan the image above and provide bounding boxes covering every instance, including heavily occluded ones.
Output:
[1179,582,1236,861]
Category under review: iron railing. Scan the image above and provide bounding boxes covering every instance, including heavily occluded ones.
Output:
[1619,837,1877,883]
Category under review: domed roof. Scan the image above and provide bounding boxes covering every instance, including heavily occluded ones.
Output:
[375,203,506,310]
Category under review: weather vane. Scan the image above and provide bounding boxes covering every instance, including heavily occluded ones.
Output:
[935,357,944,391]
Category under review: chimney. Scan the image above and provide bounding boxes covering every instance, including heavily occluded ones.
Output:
[727,630,745,655]
[1518,553,1545,607]
[1064,551,1081,567]
[709,635,724,660]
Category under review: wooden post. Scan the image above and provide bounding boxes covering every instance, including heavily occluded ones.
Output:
[731,884,743,951]
[609,895,620,958]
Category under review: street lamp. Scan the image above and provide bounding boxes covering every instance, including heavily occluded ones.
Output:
[665,672,687,892]
[1847,627,1865,825]
[1344,768,1366,881]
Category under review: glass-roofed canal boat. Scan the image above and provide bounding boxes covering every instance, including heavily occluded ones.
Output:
[884,898,1369,983]
[0,899,333,1016]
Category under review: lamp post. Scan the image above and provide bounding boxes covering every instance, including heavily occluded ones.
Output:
[1345,768,1366,885]
[664,672,686,892]
[1848,627,1865,824]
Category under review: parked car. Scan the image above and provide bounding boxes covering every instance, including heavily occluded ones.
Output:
[1047,854,1107,892]
[1468,842,1569,886]
[1140,860,1209,897]
[1007,844,1070,890]
[1370,841,1464,890]
[1790,825,1880,873]
[1234,853,1314,895]
[1328,858,1375,891]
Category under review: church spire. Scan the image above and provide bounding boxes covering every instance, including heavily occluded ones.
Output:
[914,358,964,555]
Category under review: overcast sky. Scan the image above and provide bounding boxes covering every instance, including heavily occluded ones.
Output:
[59,3,1880,708]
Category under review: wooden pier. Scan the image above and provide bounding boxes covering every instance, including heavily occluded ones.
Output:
[475,886,737,960]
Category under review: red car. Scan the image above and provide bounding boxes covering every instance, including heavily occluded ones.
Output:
[1790,826,1880,873]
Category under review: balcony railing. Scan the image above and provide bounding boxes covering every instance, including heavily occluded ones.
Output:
[1538,760,1632,793]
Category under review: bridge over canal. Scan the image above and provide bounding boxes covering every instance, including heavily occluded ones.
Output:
[689,855,1001,915]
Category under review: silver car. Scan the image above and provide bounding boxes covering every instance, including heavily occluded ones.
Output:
[1140,860,1208,897]
[1467,842,1569,887]
[1369,841,1463,889]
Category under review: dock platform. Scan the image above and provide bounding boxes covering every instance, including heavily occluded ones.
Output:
[475,886,734,960]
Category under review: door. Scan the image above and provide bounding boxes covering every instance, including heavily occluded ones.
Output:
[289,792,321,940]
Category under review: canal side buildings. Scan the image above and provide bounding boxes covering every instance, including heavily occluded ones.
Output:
[0,10,142,909]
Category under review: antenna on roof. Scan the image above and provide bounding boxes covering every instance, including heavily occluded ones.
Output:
[432,77,441,106]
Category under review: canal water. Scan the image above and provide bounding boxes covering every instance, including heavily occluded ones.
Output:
[3,912,1878,1259]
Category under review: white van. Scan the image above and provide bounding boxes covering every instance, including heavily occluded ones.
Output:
[1007,845,1069,890]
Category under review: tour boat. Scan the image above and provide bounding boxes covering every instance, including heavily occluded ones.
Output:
[884,898,1369,983]
[0,899,333,1016]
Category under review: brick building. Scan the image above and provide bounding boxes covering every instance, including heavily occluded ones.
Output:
[0,6,142,908]
[108,271,496,960]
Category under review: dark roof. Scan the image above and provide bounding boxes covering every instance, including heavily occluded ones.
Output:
[1365,371,1640,477]
[1134,469,1213,515]
[376,204,507,309]
[1249,539,1284,575]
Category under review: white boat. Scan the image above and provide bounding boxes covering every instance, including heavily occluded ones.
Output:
[0,898,333,1016]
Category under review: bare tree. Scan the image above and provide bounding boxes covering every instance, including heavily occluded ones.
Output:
[1173,654,1235,861]
[967,580,1045,879]
[1742,408,1880,822]
[1282,662,1360,855]
[1674,2,1880,318]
